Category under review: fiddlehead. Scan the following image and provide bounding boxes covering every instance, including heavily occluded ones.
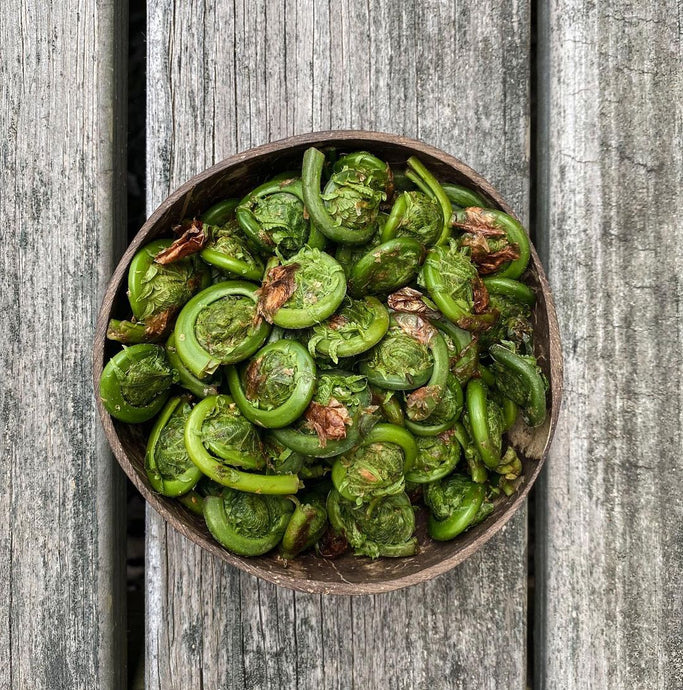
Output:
[204,488,294,556]
[327,490,417,558]
[174,281,271,377]
[307,296,390,363]
[381,191,442,246]
[347,237,425,297]
[256,246,347,329]
[420,239,497,331]
[331,423,418,503]
[489,343,547,427]
[226,340,317,428]
[302,147,390,245]
[145,396,202,496]
[273,371,375,458]
[425,474,493,541]
[184,395,299,494]
[99,343,178,423]
[404,432,460,484]
[236,177,324,256]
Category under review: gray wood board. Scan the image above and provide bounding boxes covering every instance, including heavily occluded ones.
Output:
[0,0,128,688]
[145,0,531,687]
[535,1,683,688]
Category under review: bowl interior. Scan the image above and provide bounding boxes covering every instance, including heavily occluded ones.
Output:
[94,131,562,595]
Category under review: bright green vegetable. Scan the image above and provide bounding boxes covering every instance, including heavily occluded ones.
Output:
[174,281,271,377]
[405,433,460,484]
[204,488,294,556]
[226,340,317,428]
[381,191,442,246]
[280,485,329,559]
[127,239,210,322]
[490,343,547,427]
[425,474,490,541]
[347,238,424,297]
[145,397,202,496]
[273,371,375,458]
[420,240,497,331]
[236,177,324,256]
[331,423,417,503]
[258,246,346,329]
[452,207,530,279]
[307,297,389,363]
[99,344,177,423]
[327,490,417,558]
[184,395,299,494]
[302,147,389,245]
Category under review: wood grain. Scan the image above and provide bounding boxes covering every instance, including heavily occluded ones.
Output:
[0,0,127,688]
[145,0,533,687]
[535,1,683,688]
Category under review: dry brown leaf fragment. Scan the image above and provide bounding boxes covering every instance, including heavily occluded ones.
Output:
[437,428,456,444]
[255,262,300,323]
[395,312,437,346]
[405,385,443,420]
[452,207,507,237]
[455,207,520,274]
[154,219,208,264]
[472,276,490,314]
[303,397,352,447]
[474,245,521,274]
[327,314,349,330]
[244,357,265,400]
[144,308,178,339]
[387,287,441,319]
[318,529,349,558]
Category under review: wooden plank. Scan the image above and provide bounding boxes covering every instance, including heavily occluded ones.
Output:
[145,0,531,687]
[0,0,128,688]
[535,1,683,688]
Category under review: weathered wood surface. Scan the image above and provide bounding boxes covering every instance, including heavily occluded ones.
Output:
[535,1,683,688]
[0,1,127,689]
[145,0,531,688]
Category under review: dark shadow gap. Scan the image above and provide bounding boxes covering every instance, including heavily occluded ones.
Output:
[126,1,147,687]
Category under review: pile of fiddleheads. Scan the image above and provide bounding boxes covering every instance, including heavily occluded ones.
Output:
[100,146,547,560]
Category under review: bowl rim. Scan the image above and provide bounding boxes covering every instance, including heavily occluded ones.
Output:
[93,129,563,595]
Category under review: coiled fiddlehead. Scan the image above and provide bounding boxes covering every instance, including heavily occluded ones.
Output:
[331,423,417,503]
[174,281,271,377]
[165,331,220,399]
[145,396,202,496]
[327,490,417,558]
[489,343,547,427]
[226,340,317,428]
[405,432,460,484]
[361,313,443,392]
[236,177,324,256]
[273,371,375,458]
[204,488,294,556]
[302,147,390,245]
[347,237,424,297]
[420,239,497,332]
[128,239,210,323]
[307,296,390,363]
[404,374,463,436]
[256,246,346,329]
[425,474,493,541]
[452,207,530,279]
[280,485,329,560]
[184,395,299,495]
[99,343,178,423]
[381,191,442,246]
